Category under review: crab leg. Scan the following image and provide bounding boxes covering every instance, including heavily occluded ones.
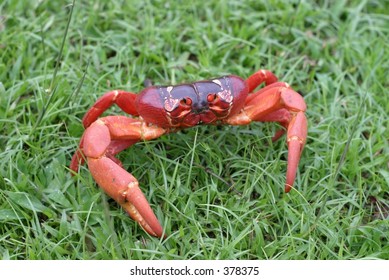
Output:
[80,116,166,237]
[246,69,279,92]
[70,134,138,172]
[82,90,139,128]
[285,111,307,192]
[70,91,140,171]
[225,85,307,192]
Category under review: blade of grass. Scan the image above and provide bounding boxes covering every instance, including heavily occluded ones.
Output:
[186,128,199,190]
[64,57,90,110]
[31,0,76,134]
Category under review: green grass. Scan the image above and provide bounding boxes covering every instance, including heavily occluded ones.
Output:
[1,0,388,260]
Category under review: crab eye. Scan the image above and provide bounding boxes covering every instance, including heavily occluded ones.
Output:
[207,93,218,102]
[180,97,192,106]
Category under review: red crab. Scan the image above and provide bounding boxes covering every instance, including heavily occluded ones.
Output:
[70,69,307,238]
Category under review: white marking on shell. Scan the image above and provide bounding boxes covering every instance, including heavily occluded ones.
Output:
[218,89,233,103]
[212,79,223,88]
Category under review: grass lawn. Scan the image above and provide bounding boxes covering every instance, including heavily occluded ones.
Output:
[0,0,388,260]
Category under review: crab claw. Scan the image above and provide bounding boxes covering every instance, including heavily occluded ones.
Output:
[88,157,164,237]
[79,117,166,238]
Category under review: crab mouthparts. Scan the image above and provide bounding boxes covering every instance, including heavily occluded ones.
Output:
[182,110,217,126]
[192,107,209,114]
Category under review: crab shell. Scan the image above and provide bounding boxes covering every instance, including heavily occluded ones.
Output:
[136,75,248,128]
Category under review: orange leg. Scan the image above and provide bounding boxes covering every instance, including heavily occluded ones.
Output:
[246,69,279,92]
[79,116,167,237]
[225,84,307,192]
[70,90,139,172]
[82,90,139,128]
